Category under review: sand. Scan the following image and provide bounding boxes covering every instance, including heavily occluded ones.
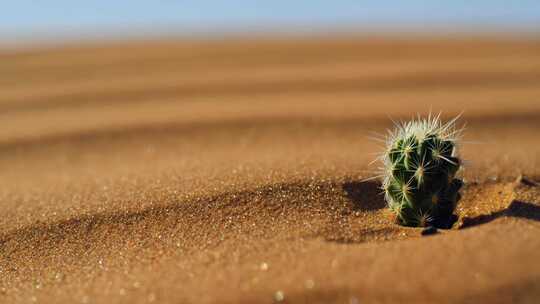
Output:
[0,35,539,303]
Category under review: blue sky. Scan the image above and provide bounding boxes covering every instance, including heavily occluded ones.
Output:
[2,1,540,41]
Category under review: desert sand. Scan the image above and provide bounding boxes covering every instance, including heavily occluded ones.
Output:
[0,35,539,303]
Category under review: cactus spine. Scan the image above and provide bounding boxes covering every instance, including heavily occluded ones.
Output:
[379,114,463,228]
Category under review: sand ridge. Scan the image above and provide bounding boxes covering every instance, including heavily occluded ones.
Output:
[0,35,539,303]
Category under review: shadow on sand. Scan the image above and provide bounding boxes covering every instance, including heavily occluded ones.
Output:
[342,180,460,229]
[460,199,540,229]
[342,180,386,211]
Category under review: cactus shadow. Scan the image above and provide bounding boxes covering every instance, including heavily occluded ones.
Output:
[342,180,386,211]
[460,200,540,229]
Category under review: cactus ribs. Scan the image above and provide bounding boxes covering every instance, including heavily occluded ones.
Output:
[378,114,464,228]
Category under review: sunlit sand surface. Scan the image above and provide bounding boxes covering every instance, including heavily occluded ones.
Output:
[0,35,539,303]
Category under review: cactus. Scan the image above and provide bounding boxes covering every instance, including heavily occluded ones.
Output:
[378,114,464,228]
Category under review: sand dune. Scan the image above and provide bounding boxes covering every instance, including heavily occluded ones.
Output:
[0,35,539,303]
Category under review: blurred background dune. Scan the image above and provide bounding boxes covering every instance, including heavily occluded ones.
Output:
[1,1,540,144]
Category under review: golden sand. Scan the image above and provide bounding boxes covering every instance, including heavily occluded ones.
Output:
[0,35,539,303]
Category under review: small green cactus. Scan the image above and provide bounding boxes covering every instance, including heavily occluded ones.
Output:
[378,114,464,228]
